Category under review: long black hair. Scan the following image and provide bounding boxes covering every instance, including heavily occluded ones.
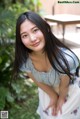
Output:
[13,11,79,79]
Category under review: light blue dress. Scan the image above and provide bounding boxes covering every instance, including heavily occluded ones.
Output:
[20,49,79,87]
[20,49,80,119]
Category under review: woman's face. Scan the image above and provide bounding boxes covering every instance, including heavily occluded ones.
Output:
[20,19,45,53]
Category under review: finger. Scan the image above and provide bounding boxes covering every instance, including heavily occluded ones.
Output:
[60,108,62,114]
[52,106,57,116]
[56,106,62,114]
[56,106,59,113]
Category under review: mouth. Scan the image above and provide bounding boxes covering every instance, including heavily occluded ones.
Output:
[31,41,40,47]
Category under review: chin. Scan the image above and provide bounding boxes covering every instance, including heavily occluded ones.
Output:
[33,47,44,52]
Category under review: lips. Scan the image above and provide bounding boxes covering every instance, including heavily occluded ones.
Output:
[31,41,40,47]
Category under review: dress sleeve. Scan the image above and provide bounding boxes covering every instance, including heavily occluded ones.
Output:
[63,49,79,74]
[58,49,79,76]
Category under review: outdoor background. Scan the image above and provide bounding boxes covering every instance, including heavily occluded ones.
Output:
[0,0,80,119]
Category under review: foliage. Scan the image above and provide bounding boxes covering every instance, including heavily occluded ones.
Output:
[0,0,42,12]
[9,79,40,119]
[0,3,28,110]
[0,0,42,118]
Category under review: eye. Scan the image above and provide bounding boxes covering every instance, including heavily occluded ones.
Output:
[33,28,39,33]
[21,34,28,39]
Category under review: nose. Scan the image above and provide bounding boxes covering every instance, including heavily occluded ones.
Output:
[30,34,36,42]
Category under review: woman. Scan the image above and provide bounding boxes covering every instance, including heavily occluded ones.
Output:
[13,11,80,119]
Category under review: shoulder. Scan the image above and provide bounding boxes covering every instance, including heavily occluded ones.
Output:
[20,58,32,73]
[62,48,78,63]
[61,48,79,73]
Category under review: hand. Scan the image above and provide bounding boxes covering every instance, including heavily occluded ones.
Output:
[44,93,59,116]
[56,96,65,114]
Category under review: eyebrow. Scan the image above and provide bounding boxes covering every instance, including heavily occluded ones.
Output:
[20,25,37,36]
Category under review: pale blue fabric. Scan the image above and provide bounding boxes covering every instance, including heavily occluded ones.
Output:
[20,49,79,87]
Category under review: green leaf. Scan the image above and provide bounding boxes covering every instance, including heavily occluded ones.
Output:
[0,87,7,110]
[6,92,14,103]
[11,83,22,94]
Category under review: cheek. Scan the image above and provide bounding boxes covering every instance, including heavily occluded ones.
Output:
[21,39,30,47]
[40,34,45,43]
[38,32,45,41]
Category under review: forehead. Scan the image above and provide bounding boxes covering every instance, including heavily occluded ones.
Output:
[20,19,36,34]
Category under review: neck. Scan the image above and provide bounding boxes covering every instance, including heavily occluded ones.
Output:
[29,50,47,60]
[32,50,46,57]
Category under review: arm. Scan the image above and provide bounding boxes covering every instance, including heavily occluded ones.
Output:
[56,75,70,114]
[27,72,58,115]
[59,75,69,99]
[27,72,58,98]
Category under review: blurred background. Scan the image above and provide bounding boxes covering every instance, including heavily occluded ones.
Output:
[0,0,80,119]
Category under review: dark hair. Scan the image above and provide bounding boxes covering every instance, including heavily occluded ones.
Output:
[13,11,79,79]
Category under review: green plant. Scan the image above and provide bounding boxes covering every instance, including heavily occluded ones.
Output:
[0,1,42,118]
[9,79,40,119]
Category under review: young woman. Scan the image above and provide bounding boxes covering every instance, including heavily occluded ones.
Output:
[13,11,80,119]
